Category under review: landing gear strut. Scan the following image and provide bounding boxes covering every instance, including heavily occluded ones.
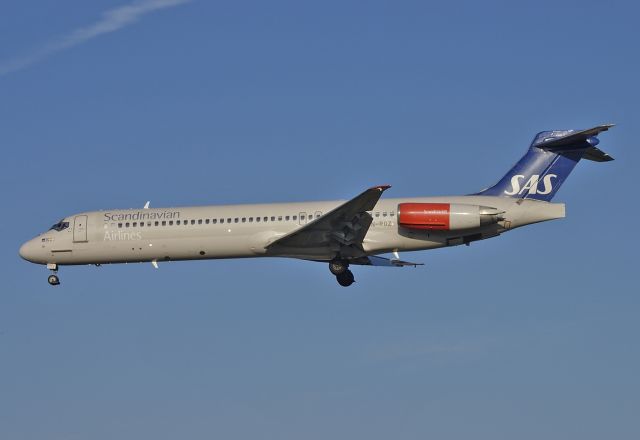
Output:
[329,259,355,287]
[47,263,60,286]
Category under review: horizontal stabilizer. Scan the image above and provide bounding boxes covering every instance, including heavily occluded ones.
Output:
[582,146,614,162]
[533,124,614,150]
[533,124,615,161]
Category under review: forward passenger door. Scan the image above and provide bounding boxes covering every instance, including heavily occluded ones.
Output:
[73,215,88,242]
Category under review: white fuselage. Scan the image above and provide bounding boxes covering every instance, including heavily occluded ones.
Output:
[19,195,565,266]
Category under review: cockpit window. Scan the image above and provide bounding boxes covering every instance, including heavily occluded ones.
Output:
[49,220,70,231]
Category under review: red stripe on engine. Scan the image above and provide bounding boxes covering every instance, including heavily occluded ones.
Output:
[398,203,451,230]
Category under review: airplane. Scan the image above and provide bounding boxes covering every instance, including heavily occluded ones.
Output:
[19,124,614,287]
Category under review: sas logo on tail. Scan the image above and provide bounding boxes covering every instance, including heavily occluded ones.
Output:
[504,174,557,196]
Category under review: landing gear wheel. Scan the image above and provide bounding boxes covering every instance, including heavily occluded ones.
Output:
[336,269,355,287]
[329,259,349,276]
[47,274,60,286]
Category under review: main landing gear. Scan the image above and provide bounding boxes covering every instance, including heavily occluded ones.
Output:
[329,259,355,287]
[47,263,60,286]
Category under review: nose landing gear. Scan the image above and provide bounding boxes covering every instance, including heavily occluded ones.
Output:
[329,259,355,287]
[47,263,60,286]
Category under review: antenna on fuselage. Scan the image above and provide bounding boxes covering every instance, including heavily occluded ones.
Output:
[143,201,150,209]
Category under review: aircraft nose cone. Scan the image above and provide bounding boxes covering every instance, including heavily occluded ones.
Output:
[19,239,38,262]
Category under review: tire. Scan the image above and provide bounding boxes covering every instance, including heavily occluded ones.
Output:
[336,270,355,287]
[48,275,60,286]
[329,259,348,276]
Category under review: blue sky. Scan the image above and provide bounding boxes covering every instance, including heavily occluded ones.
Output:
[1,1,638,438]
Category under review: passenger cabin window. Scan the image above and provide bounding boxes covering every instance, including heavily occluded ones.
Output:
[198,219,203,224]
[191,220,196,225]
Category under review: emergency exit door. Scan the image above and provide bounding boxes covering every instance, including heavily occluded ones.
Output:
[73,215,88,242]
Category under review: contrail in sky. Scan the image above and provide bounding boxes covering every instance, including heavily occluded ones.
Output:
[0,0,191,76]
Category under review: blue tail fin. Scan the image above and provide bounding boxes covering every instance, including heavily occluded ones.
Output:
[477,124,614,201]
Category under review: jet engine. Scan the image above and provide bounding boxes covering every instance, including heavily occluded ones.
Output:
[398,203,504,231]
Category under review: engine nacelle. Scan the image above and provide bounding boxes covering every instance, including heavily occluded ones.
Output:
[398,203,503,231]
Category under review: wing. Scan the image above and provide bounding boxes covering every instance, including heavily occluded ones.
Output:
[349,255,423,267]
[266,185,391,252]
